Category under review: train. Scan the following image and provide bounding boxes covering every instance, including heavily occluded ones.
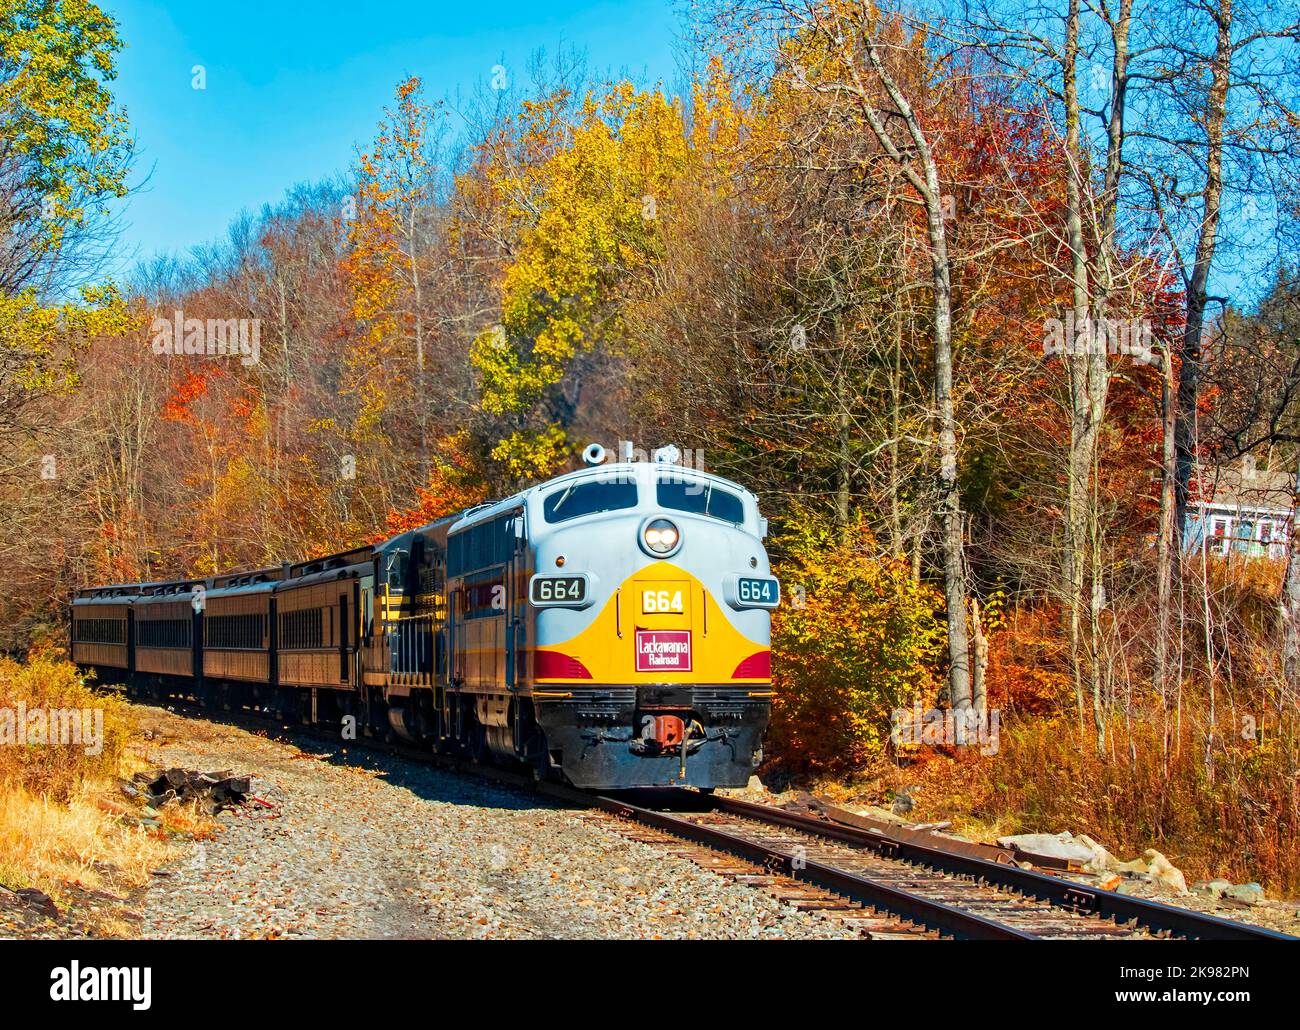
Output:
[71,449,781,790]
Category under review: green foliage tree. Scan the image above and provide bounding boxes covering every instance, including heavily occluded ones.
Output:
[0,0,133,293]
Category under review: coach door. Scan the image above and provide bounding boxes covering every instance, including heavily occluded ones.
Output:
[339,588,350,683]
[359,573,371,673]
[127,608,136,675]
[191,593,204,683]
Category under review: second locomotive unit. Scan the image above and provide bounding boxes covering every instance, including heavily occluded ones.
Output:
[72,450,781,790]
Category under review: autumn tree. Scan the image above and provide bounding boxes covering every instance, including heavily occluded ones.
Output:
[0,0,137,644]
[468,84,689,482]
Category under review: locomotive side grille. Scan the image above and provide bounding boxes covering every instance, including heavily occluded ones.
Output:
[575,705,624,721]
[535,687,636,706]
[696,687,772,720]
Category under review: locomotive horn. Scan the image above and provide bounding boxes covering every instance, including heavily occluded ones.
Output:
[582,443,607,466]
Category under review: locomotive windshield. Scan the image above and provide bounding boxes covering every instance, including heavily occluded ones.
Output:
[543,477,638,524]
[656,476,744,524]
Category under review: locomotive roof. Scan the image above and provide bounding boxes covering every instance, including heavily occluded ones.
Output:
[447,462,753,535]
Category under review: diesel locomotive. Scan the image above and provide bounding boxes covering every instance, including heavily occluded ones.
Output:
[71,451,781,790]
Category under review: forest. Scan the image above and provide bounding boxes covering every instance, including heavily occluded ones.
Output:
[3,0,1300,889]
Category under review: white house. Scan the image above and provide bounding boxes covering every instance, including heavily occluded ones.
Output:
[1182,456,1295,560]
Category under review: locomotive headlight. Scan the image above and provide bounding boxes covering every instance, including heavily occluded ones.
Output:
[642,517,681,556]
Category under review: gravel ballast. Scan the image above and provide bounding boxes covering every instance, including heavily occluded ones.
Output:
[130,705,859,940]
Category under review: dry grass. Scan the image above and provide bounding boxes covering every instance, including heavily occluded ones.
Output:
[971,712,1300,893]
[825,707,1300,897]
[0,653,132,799]
[0,654,203,932]
[0,781,176,899]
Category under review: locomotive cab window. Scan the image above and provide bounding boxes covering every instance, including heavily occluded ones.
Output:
[656,476,744,525]
[385,549,408,590]
[543,477,638,524]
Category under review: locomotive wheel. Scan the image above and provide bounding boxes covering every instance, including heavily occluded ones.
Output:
[464,700,490,763]
[530,750,556,783]
[273,688,302,725]
[468,721,490,764]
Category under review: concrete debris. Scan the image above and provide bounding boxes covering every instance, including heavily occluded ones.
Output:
[997,831,1098,866]
[1189,880,1268,906]
[1222,883,1266,907]
[1142,850,1189,894]
[997,831,1190,894]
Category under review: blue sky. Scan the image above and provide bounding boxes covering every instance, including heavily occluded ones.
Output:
[103,1,1282,306]
[108,0,682,266]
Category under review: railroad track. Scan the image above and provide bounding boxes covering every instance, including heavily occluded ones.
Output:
[579,789,1298,940]
[133,691,1297,942]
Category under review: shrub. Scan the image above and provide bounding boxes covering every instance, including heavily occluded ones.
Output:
[768,512,944,771]
[0,655,131,801]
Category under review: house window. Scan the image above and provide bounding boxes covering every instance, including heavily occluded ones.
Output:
[1210,516,1230,555]
[1260,520,1290,559]
[1234,518,1254,555]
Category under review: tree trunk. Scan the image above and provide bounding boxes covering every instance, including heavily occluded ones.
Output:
[1062,0,1091,733]
[1282,451,1300,705]
[889,302,904,560]
[971,595,988,717]
[1173,0,1233,543]
[835,317,852,532]
[821,17,972,711]
[1154,348,1177,758]
[409,210,427,459]
[864,51,972,712]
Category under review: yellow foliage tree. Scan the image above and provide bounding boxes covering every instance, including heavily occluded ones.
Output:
[342,77,445,464]
[769,510,945,772]
[0,0,132,269]
[469,84,690,481]
[0,283,134,395]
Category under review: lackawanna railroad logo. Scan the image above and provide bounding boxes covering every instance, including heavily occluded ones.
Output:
[49,962,151,1010]
[635,630,692,672]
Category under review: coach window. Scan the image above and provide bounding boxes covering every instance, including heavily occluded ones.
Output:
[543,477,638,524]
[656,476,744,525]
